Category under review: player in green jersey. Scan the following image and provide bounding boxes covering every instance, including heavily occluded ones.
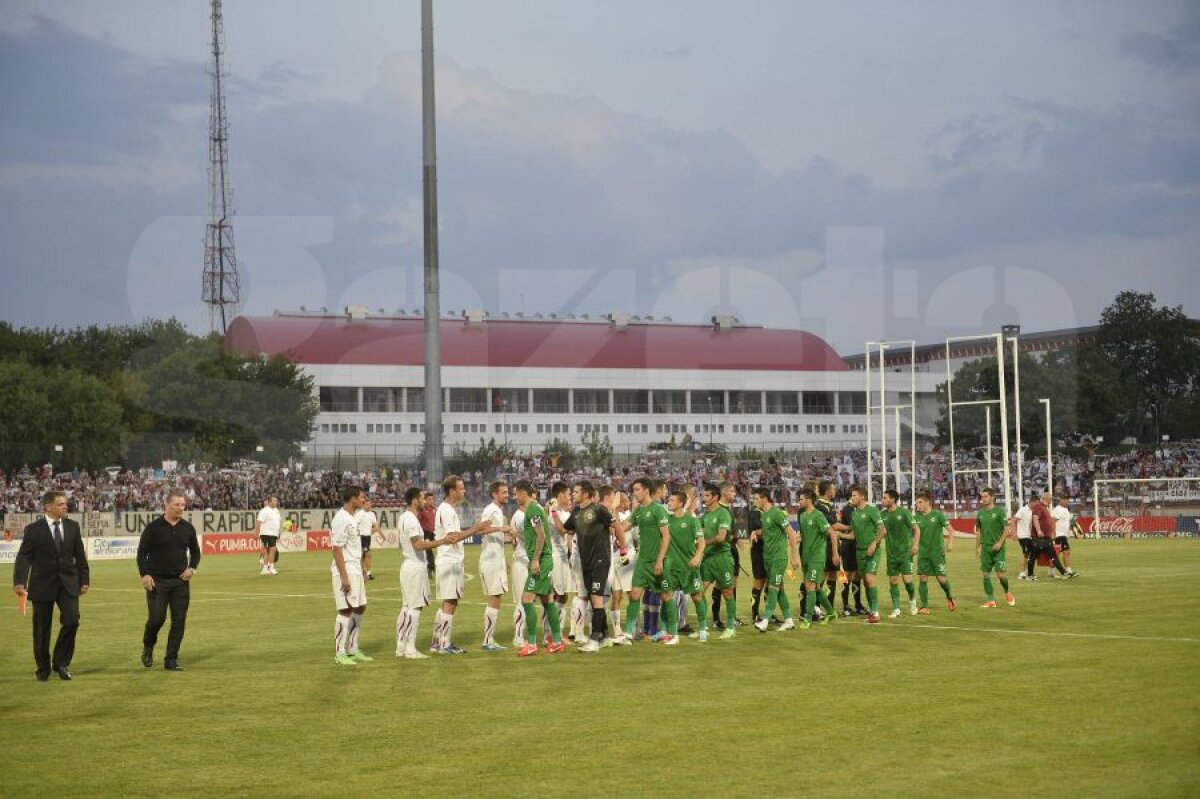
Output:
[750,487,800,632]
[848,486,887,623]
[700,483,738,639]
[975,487,1016,608]
[665,490,708,642]
[615,477,675,644]
[880,489,920,618]
[514,480,565,657]
[790,489,839,628]
[913,491,956,613]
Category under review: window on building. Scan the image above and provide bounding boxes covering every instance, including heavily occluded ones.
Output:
[764,391,799,414]
[492,388,530,413]
[728,390,762,414]
[806,425,813,434]
[613,390,650,414]
[573,389,609,414]
[718,424,725,434]
[405,388,426,413]
[320,424,329,433]
[349,424,357,433]
[803,391,836,415]
[319,387,359,413]
[652,390,687,414]
[839,391,866,415]
[533,389,569,414]
[689,390,725,414]
[363,388,402,413]
[448,388,487,413]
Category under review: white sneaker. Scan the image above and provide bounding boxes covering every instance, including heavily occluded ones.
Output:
[698,630,709,642]
[578,639,601,653]
[778,618,796,631]
[601,637,615,648]
[260,567,269,575]
[269,565,278,575]
[612,635,632,646]
[662,635,679,646]
[1018,573,1027,581]
[889,608,902,619]
[754,618,769,633]
[909,600,918,616]
[404,650,430,660]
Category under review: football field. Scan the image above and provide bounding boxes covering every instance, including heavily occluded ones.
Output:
[2,539,1198,797]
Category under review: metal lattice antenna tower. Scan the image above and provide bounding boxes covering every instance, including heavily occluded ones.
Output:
[201,0,240,334]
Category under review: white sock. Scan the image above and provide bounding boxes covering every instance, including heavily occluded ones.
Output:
[542,609,551,640]
[395,610,408,655]
[334,615,351,655]
[433,611,449,650]
[611,610,622,636]
[571,597,587,638]
[348,612,363,653]
[442,611,455,648]
[513,605,526,646]
[483,606,499,646]
[678,592,690,626]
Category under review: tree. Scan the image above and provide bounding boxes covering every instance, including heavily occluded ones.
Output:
[579,428,613,469]
[1097,291,1200,441]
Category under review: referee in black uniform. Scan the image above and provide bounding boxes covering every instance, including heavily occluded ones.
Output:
[816,480,854,616]
[564,480,617,652]
[137,489,201,671]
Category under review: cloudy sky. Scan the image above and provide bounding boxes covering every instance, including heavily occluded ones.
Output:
[1,0,1196,353]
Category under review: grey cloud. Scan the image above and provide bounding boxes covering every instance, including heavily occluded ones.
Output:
[1120,5,1200,74]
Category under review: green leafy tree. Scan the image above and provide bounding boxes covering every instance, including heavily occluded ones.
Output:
[579,428,613,468]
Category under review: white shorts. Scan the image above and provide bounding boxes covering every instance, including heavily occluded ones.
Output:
[479,559,508,597]
[568,548,586,595]
[400,561,430,609]
[511,558,529,603]
[550,551,570,596]
[332,570,367,610]
[609,549,636,593]
[435,560,465,601]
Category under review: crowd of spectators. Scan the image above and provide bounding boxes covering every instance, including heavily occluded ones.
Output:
[2,443,1195,516]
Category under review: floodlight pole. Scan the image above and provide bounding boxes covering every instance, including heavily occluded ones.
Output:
[1040,398,1052,496]
[421,0,444,486]
[1009,336,1023,503]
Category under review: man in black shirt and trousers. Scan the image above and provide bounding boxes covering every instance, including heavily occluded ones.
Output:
[12,490,90,681]
[138,489,201,671]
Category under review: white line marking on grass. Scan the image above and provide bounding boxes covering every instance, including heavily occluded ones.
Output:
[879,621,1200,645]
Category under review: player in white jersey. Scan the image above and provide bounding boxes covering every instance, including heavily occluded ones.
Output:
[546,481,572,643]
[477,481,517,651]
[509,504,528,647]
[604,487,636,643]
[254,495,281,575]
[357,496,380,581]
[1013,500,1035,580]
[432,474,500,655]
[1050,494,1077,575]
[395,487,467,659]
[331,486,373,666]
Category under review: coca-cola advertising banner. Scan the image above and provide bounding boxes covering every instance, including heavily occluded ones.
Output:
[948,516,1180,537]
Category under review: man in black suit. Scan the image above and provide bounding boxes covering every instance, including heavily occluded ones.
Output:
[12,490,90,681]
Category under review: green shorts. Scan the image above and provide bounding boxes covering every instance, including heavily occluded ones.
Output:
[633,559,670,593]
[765,557,788,590]
[667,564,703,594]
[917,554,947,577]
[801,544,826,584]
[857,546,881,576]
[700,553,735,589]
[979,547,1007,574]
[523,559,554,596]
[886,552,913,577]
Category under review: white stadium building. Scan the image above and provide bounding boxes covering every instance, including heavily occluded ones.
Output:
[226,307,943,464]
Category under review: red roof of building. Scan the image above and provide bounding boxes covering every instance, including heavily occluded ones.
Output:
[225,314,848,372]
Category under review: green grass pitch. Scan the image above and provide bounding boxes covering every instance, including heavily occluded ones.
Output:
[2,540,1198,797]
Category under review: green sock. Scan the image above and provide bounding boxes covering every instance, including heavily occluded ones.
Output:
[940,579,953,600]
[983,576,994,599]
[918,581,929,608]
[695,596,709,631]
[624,598,641,636]
[544,601,562,643]
[661,597,678,635]
[867,585,879,613]
[818,589,834,615]
[724,595,737,626]
[803,590,814,622]
[778,590,792,619]
[763,589,778,620]
[523,602,539,644]
[889,583,901,609]
[998,575,1010,592]
[904,580,916,600]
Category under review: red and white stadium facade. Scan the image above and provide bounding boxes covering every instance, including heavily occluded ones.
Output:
[225,309,943,459]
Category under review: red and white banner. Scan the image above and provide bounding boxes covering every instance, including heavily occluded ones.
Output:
[306,530,331,551]
[201,532,263,555]
[948,516,1179,537]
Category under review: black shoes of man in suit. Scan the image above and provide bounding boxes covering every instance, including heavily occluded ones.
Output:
[37,666,72,681]
[142,646,153,668]
[163,660,183,671]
